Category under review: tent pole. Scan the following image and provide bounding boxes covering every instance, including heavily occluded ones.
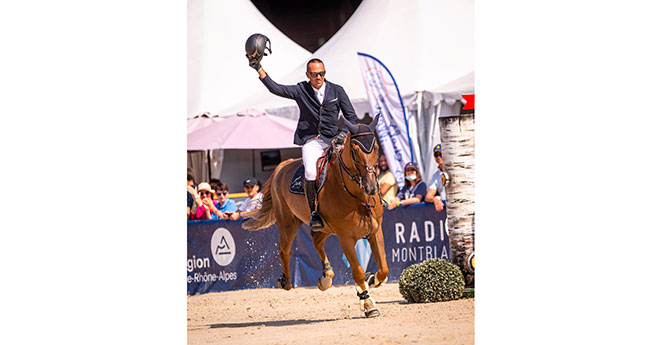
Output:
[207,150,212,181]
[252,150,255,178]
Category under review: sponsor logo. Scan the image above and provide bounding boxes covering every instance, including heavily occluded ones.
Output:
[210,227,235,266]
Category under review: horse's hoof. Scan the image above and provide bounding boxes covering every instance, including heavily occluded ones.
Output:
[275,276,292,290]
[365,308,381,318]
[317,275,332,291]
[275,280,292,290]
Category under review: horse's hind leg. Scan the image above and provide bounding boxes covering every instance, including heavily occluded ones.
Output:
[365,229,390,289]
[338,236,380,318]
[312,231,334,291]
[275,221,300,290]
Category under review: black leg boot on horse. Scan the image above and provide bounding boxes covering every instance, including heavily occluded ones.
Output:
[304,178,324,231]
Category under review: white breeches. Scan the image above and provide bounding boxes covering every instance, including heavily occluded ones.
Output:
[302,137,329,180]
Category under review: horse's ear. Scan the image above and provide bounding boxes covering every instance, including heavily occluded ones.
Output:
[368,113,381,132]
[344,117,359,134]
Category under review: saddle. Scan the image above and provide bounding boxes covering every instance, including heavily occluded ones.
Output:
[289,146,333,195]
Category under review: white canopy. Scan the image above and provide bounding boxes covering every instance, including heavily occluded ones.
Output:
[187,0,312,118]
[218,0,474,119]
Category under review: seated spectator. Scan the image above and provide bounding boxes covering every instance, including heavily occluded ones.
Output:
[209,178,221,202]
[187,171,200,220]
[378,153,398,204]
[231,177,263,220]
[190,182,214,220]
[425,144,449,211]
[388,161,427,210]
[208,182,238,220]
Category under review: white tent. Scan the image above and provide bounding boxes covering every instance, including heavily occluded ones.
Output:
[218,0,473,118]
[187,0,312,119]
[216,0,474,182]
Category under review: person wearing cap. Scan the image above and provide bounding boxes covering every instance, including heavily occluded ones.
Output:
[190,182,215,220]
[230,177,263,220]
[247,56,359,230]
[387,161,427,210]
[425,144,449,212]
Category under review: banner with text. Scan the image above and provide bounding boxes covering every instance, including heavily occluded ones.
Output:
[188,203,449,295]
[358,52,414,188]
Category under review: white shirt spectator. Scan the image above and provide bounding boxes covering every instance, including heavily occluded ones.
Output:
[428,168,447,201]
[239,192,263,212]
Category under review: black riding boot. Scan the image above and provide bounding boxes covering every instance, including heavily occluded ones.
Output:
[304,178,324,230]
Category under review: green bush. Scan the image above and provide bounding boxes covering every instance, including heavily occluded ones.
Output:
[399,258,466,303]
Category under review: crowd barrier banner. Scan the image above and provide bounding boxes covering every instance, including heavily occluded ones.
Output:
[188,203,448,295]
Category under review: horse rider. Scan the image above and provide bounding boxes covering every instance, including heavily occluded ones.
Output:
[245,34,358,231]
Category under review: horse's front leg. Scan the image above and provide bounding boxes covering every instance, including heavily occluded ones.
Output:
[366,228,389,289]
[339,236,380,318]
[312,231,334,291]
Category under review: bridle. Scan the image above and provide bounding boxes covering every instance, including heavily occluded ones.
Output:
[336,132,381,219]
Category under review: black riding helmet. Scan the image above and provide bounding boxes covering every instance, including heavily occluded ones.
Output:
[245,33,271,59]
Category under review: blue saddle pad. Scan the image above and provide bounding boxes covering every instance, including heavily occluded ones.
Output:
[288,149,331,195]
[288,165,306,195]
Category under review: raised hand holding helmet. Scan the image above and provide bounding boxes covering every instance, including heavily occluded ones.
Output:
[245,33,271,71]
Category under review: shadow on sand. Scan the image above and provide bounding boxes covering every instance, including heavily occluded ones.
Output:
[207,316,364,329]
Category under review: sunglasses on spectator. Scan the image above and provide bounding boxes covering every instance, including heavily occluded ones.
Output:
[434,152,442,157]
[309,71,325,78]
[199,191,211,197]
[218,191,229,196]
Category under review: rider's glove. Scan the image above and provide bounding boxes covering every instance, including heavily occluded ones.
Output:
[246,54,262,71]
[332,131,347,146]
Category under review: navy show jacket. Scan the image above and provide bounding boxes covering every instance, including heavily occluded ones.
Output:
[260,74,359,146]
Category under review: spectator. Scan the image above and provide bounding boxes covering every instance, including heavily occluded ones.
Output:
[425,144,449,211]
[388,161,427,210]
[209,178,221,201]
[187,170,200,220]
[190,182,214,220]
[377,153,398,204]
[208,182,238,220]
[230,177,263,220]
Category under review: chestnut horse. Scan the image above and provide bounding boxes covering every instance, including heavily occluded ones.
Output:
[242,114,389,318]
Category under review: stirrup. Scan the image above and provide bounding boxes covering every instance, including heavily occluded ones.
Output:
[310,211,324,231]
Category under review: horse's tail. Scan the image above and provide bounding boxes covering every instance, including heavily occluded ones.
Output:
[241,166,279,231]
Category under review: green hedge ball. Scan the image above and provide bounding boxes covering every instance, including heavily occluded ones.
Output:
[398,258,466,303]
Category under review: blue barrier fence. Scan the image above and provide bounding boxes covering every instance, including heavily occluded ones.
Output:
[187,203,449,295]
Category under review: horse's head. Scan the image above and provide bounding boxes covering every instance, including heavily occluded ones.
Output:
[343,114,380,196]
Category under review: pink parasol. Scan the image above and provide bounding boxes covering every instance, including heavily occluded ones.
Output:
[187,109,299,150]
[187,113,224,134]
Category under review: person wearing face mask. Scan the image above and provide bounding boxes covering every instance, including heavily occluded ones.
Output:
[388,161,427,210]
